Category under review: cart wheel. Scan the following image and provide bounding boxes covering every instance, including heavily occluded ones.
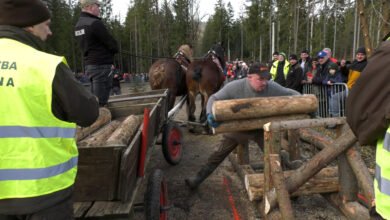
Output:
[144,169,169,220]
[162,122,183,165]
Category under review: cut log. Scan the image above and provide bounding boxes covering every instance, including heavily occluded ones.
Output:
[260,125,357,213]
[264,117,346,132]
[211,95,317,121]
[78,121,121,147]
[269,154,294,220]
[212,114,309,134]
[105,115,143,146]
[76,107,111,141]
[246,167,339,201]
[324,193,370,219]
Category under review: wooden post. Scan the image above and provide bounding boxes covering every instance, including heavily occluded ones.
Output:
[288,130,300,161]
[261,125,357,212]
[262,130,281,217]
[270,154,294,220]
[237,143,250,165]
[346,146,375,208]
[338,153,358,202]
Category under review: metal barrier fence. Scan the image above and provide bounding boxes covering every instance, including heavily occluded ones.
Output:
[302,83,349,118]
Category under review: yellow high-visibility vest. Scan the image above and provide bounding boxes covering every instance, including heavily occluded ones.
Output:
[0,38,77,199]
[375,126,390,218]
[270,60,290,80]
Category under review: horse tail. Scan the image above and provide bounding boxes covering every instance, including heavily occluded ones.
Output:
[149,62,165,88]
[192,65,202,81]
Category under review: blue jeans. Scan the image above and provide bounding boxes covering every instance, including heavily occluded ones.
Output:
[85,65,113,106]
[329,90,347,117]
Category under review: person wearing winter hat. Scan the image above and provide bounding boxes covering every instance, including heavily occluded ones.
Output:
[0,0,99,218]
[347,37,390,220]
[270,52,290,86]
[286,54,304,93]
[75,0,119,106]
[185,62,300,190]
[312,50,336,85]
[329,46,367,118]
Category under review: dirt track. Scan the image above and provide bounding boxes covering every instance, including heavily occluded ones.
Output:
[121,81,346,220]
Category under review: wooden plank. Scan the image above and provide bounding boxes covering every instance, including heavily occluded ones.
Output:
[119,130,142,202]
[109,103,156,118]
[73,202,93,218]
[85,201,133,218]
[74,146,123,201]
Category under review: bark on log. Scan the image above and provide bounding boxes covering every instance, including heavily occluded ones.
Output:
[269,154,294,220]
[212,95,317,121]
[324,193,370,220]
[105,115,143,146]
[338,153,358,202]
[246,167,339,201]
[78,121,121,147]
[261,125,357,213]
[212,114,309,134]
[298,128,334,150]
[76,107,111,141]
[346,146,375,208]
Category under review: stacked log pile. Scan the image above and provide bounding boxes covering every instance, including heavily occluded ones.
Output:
[76,107,143,147]
[210,95,317,134]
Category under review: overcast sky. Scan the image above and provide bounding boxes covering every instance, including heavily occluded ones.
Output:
[111,0,247,22]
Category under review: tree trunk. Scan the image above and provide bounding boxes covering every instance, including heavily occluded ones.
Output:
[76,108,111,142]
[212,95,317,121]
[356,0,373,56]
[382,0,390,38]
[105,115,143,146]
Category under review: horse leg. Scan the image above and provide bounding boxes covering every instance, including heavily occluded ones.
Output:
[187,92,196,122]
[199,93,208,123]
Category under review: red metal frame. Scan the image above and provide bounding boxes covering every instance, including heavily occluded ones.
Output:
[138,108,150,177]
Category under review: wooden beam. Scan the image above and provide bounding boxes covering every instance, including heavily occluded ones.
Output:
[264,117,346,132]
[212,114,309,134]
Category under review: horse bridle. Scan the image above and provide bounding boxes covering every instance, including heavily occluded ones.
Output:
[206,50,224,73]
[174,51,191,71]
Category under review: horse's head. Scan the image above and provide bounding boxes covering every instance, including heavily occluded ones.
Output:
[208,42,226,69]
[174,44,193,68]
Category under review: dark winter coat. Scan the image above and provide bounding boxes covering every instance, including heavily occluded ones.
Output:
[286,63,304,93]
[75,12,118,66]
[312,60,334,85]
[346,41,390,145]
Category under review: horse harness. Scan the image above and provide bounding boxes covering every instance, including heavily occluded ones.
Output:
[174,51,191,72]
[207,50,224,74]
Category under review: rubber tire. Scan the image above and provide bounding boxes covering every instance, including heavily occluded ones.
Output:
[162,122,183,165]
[144,169,169,220]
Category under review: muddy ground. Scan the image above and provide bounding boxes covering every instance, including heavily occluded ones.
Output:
[118,82,355,220]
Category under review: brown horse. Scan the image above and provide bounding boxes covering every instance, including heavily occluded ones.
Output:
[149,44,193,110]
[186,43,226,122]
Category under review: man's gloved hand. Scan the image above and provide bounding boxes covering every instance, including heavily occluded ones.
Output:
[207,114,220,128]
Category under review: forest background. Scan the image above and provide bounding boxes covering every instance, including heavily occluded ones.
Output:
[43,0,390,74]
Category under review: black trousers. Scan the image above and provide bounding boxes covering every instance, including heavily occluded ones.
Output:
[207,130,264,167]
[0,196,74,220]
[85,64,113,106]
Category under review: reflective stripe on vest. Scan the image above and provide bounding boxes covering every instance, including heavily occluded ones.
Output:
[0,157,77,180]
[376,164,390,196]
[375,126,390,218]
[0,38,78,199]
[0,126,76,138]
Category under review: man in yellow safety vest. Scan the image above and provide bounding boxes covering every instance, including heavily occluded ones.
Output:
[0,0,99,219]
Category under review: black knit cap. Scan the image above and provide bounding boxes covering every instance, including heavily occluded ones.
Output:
[0,0,51,27]
[356,47,366,55]
[248,62,271,78]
